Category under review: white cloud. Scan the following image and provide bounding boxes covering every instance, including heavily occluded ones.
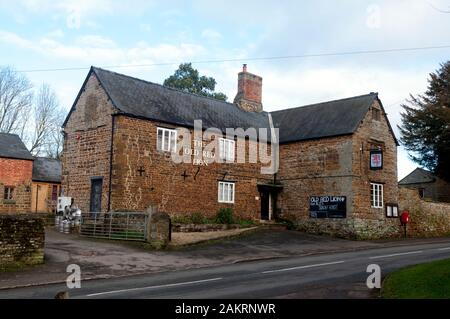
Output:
[0,30,205,66]
[140,23,152,33]
[0,30,35,49]
[46,29,64,38]
[75,35,116,48]
[1,0,156,28]
[201,29,222,41]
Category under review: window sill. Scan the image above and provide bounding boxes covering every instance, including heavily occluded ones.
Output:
[3,200,16,204]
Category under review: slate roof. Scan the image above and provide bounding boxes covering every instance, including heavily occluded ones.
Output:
[32,157,62,183]
[399,168,436,185]
[89,67,272,140]
[0,133,34,160]
[63,67,398,145]
[271,93,379,143]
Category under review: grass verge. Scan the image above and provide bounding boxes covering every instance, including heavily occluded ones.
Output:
[382,258,450,299]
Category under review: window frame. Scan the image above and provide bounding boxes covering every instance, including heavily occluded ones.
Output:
[372,108,381,121]
[218,181,235,204]
[370,183,384,208]
[51,185,59,201]
[386,203,399,218]
[219,138,235,162]
[157,127,177,153]
[418,188,425,198]
[3,186,14,200]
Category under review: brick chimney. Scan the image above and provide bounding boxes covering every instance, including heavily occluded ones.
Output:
[234,64,263,112]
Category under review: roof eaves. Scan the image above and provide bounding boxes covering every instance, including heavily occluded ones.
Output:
[375,96,400,146]
[62,67,95,128]
[91,67,239,109]
[91,67,123,112]
[279,132,354,145]
[269,93,378,115]
[0,155,34,161]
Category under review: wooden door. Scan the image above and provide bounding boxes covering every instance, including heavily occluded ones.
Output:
[32,184,49,213]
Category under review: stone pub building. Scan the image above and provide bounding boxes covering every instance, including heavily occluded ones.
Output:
[62,65,400,239]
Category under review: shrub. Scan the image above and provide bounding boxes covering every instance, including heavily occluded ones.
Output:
[171,215,191,224]
[277,217,296,230]
[236,219,255,227]
[215,208,234,224]
[190,212,204,224]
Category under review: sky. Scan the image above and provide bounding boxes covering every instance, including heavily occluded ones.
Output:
[1,0,449,180]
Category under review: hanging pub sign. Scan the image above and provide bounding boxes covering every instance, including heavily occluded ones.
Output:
[309,196,346,219]
[370,150,383,170]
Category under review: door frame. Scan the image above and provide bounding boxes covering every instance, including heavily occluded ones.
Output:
[258,184,283,221]
[89,177,103,213]
[260,190,271,220]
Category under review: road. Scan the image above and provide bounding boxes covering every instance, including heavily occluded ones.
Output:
[1,239,450,299]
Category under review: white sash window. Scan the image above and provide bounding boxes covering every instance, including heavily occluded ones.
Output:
[219,138,235,162]
[218,181,235,203]
[157,127,177,152]
[370,183,383,208]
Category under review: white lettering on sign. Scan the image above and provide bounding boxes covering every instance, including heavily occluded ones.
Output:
[183,139,215,165]
[310,196,346,205]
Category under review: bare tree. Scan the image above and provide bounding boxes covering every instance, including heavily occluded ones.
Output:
[1,66,65,157]
[0,66,33,137]
[45,110,65,160]
[29,84,61,156]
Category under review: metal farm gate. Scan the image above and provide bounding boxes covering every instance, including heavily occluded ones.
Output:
[80,212,149,242]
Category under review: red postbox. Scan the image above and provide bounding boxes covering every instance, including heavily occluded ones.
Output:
[400,211,410,225]
[400,211,410,238]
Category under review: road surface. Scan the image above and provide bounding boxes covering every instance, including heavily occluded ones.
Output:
[1,239,450,299]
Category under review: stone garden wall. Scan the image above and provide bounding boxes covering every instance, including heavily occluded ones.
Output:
[0,215,45,269]
[399,187,450,238]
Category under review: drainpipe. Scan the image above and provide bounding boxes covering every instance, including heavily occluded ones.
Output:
[107,115,115,212]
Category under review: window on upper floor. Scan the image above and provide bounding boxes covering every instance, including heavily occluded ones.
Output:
[418,188,425,198]
[372,108,381,121]
[157,127,177,152]
[219,138,235,162]
[4,186,14,200]
[52,185,59,201]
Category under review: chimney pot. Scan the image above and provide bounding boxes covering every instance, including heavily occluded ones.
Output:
[234,65,263,112]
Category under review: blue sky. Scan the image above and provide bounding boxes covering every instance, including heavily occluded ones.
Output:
[1,0,450,179]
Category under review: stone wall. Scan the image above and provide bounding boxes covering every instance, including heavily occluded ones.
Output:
[399,187,450,237]
[399,177,450,203]
[62,73,115,213]
[350,99,400,239]
[278,99,401,239]
[111,115,274,220]
[0,158,33,214]
[0,215,45,269]
[277,135,353,229]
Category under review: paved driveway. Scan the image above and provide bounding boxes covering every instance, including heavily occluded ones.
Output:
[1,227,446,289]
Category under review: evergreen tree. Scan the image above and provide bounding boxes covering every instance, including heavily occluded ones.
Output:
[399,61,450,181]
[163,63,227,101]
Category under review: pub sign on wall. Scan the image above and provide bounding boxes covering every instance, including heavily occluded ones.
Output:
[370,150,383,170]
